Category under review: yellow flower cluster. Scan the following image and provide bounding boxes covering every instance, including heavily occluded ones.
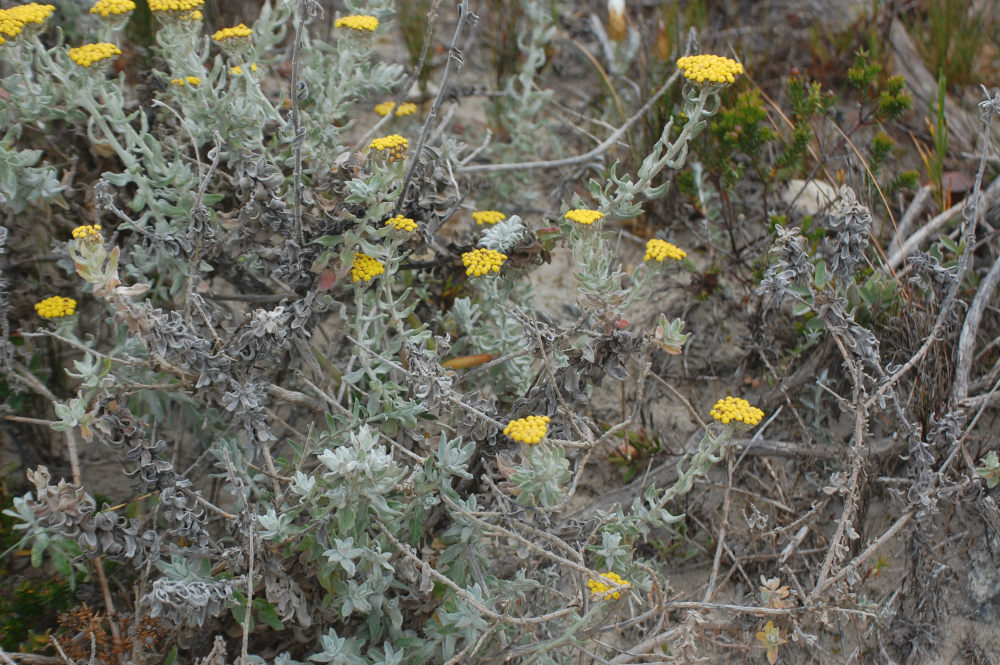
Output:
[68,42,121,67]
[213,23,252,41]
[369,134,408,162]
[35,296,77,319]
[229,63,257,76]
[472,210,506,226]
[335,14,378,31]
[710,396,764,426]
[0,3,56,44]
[90,0,135,17]
[587,571,630,599]
[676,54,743,85]
[565,209,604,225]
[385,215,417,233]
[351,253,384,283]
[148,0,203,11]
[171,75,201,86]
[503,415,550,444]
[71,224,102,240]
[374,101,417,117]
[461,248,506,277]
[644,238,686,262]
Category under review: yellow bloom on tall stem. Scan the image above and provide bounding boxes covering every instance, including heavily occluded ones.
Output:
[72,224,102,240]
[335,15,378,32]
[472,210,506,226]
[369,135,408,162]
[68,42,121,68]
[35,296,77,319]
[709,396,764,426]
[385,215,417,233]
[212,23,252,42]
[644,238,686,262]
[90,0,134,23]
[461,248,506,277]
[503,415,550,444]
[564,209,604,226]
[0,3,56,44]
[587,571,630,599]
[350,253,384,283]
[148,0,202,22]
[677,54,743,86]
[374,101,417,117]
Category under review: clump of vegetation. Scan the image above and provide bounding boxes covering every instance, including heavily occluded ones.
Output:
[1,1,999,664]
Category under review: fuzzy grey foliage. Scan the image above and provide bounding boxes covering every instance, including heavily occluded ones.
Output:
[158,479,210,549]
[824,186,871,283]
[405,345,454,411]
[511,330,642,440]
[230,305,293,362]
[815,295,882,371]
[0,225,10,367]
[117,301,278,446]
[146,577,240,628]
[85,508,161,566]
[930,409,967,449]
[93,399,209,547]
[93,178,115,210]
[223,378,275,443]
[118,300,226,389]
[25,466,160,567]
[93,398,176,490]
[906,251,956,298]
[233,155,292,233]
[25,466,95,541]
[580,330,643,382]
[457,391,500,446]
[758,225,813,311]
[262,556,312,626]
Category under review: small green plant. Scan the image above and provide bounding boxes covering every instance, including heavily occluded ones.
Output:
[976,451,1000,489]
[908,0,998,91]
[914,73,951,210]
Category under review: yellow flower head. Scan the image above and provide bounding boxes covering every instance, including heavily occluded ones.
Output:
[71,224,102,240]
[0,3,56,43]
[148,0,202,11]
[68,42,121,68]
[710,396,764,426]
[90,0,135,18]
[369,134,408,162]
[461,248,506,277]
[213,23,252,41]
[644,238,686,262]
[385,215,417,233]
[335,14,378,32]
[587,571,630,599]
[351,253,385,283]
[374,101,418,117]
[148,0,202,22]
[565,209,604,226]
[228,63,257,76]
[472,210,506,226]
[171,75,201,86]
[676,54,743,86]
[503,415,550,444]
[35,296,77,319]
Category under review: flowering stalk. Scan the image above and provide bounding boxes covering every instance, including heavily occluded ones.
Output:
[635,397,763,528]
[594,55,743,219]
